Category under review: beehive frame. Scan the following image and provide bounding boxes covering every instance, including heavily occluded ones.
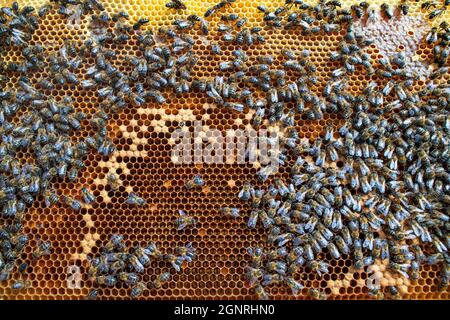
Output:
[0,0,449,300]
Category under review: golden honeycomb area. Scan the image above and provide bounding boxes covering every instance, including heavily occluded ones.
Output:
[0,0,449,300]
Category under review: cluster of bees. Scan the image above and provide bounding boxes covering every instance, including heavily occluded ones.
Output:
[40,0,105,19]
[87,234,195,299]
[0,226,51,290]
[87,175,201,298]
[0,3,38,49]
[231,0,449,300]
[0,0,449,300]
[421,0,450,20]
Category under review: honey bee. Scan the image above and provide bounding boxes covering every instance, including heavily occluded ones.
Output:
[221,13,239,21]
[185,174,205,189]
[266,260,287,275]
[211,43,221,55]
[0,260,13,281]
[368,287,385,300]
[11,234,28,251]
[238,182,253,201]
[44,190,59,208]
[103,234,125,253]
[119,272,139,286]
[38,4,52,17]
[129,255,145,273]
[81,187,96,204]
[165,253,185,272]
[125,192,146,207]
[85,289,99,300]
[166,0,187,10]
[176,243,196,263]
[204,7,217,18]
[133,18,150,30]
[62,196,81,211]
[130,282,147,299]
[247,247,264,268]
[32,241,51,260]
[255,284,269,300]
[134,246,151,267]
[399,1,409,15]
[96,275,117,287]
[187,15,209,35]
[438,267,448,291]
[261,273,283,286]
[421,1,439,10]
[11,280,30,291]
[380,3,394,19]
[17,262,28,274]
[389,286,401,300]
[205,0,236,18]
[429,8,445,19]
[173,210,197,230]
[285,277,304,295]
[149,272,171,289]
[309,288,328,300]
[219,207,240,218]
[144,242,163,260]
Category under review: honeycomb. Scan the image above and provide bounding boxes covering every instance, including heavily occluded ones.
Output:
[0,0,449,300]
